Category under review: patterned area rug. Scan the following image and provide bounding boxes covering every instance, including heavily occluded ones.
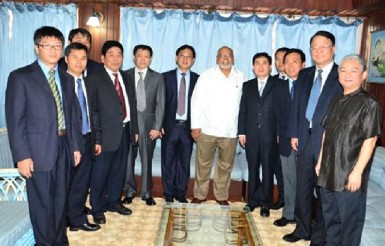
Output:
[68,198,309,246]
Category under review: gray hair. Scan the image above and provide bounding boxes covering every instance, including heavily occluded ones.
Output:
[339,54,367,72]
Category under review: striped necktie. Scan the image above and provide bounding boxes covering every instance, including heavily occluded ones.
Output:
[48,69,65,131]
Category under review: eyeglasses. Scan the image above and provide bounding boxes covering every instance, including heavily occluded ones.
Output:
[38,44,63,51]
[310,45,333,51]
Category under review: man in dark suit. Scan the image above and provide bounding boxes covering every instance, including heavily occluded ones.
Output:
[123,44,165,206]
[88,41,139,224]
[161,45,199,203]
[271,46,289,210]
[5,26,82,245]
[59,28,102,76]
[238,52,280,217]
[273,48,306,227]
[284,31,342,244]
[64,43,100,232]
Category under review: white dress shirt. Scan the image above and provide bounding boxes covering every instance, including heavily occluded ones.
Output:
[191,65,246,138]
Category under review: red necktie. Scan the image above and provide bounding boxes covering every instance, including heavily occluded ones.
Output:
[113,73,126,119]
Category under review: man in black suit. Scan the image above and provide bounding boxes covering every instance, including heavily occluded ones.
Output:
[123,45,165,206]
[88,41,139,224]
[59,28,102,76]
[271,46,289,210]
[284,31,342,244]
[161,45,199,203]
[5,26,82,245]
[64,43,100,232]
[273,48,306,227]
[238,52,280,217]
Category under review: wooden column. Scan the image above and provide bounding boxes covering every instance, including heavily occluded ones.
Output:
[78,3,120,62]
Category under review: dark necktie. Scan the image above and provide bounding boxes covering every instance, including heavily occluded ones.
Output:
[76,78,90,134]
[290,80,297,100]
[48,69,65,131]
[177,73,186,116]
[136,72,146,112]
[282,75,286,80]
[113,73,126,119]
[305,69,323,122]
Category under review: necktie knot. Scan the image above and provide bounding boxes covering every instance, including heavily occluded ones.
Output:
[49,69,55,77]
[181,72,186,77]
[76,78,82,85]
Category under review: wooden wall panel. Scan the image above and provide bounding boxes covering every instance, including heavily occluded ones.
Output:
[361,9,385,146]
[78,3,120,62]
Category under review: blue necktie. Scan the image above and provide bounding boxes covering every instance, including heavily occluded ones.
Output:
[290,80,297,100]
[76,78,90,134]
[305,69,323,122]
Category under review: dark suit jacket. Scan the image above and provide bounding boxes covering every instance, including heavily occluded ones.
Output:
[162,69,199,137]
[5,61,81,171]
[87,68,138,151]
[289,63,342,158]
[238,75,279,152]
[125,68,165,136]
[59,58,102,77]
[274,79,294,157]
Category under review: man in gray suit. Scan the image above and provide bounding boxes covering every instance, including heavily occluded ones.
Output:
[123,44,165,206]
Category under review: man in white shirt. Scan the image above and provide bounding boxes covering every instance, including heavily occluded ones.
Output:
[190,46,246,205]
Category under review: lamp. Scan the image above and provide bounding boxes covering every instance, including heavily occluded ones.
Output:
[86,10,104,27]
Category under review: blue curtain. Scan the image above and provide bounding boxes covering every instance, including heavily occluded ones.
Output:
[276,15,362,68]
[121,8,362,76]
[120,8,276,78]
[0,2,76,127]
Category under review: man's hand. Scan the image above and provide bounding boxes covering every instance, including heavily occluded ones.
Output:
[346,169,362,192]
[135,134,139,142]
[94,144,102,156]
[291,138,299,151]
[149,130,160,140]
[191,128,202,142]
[315,162,321,177]
[17,158,34,178]
[74,151,81,166]
[239,135,246,148]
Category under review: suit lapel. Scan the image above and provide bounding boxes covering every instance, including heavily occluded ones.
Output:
[30,61,52,96]
[261,76,274,97]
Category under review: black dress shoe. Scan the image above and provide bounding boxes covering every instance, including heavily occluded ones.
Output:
[216,200,229,206]
[92,214,106,224]
[142,197,156,206]
[176,197,188,203]
[273,217,296,227]
[69,222,101,232]
[260,206,270,217]
[83,206,91,215]
[122,196,134,204]
[108,203,132,215]
[270,201,285,210]
[191,197,207,204]
[283,232,310,243]
[164,196,174,203]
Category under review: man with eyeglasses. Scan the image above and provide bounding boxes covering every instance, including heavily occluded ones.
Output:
[284,31,342,245]
[160,44,199,203]
[5,26,82,245]
[190,46,246,206]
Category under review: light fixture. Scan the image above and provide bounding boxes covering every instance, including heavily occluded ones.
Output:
[86,10,104,27]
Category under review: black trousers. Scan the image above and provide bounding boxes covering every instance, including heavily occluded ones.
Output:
[245,140,275,207]
[27,137,70,246]
[320,187,366,246]
[294,135,325,245]
[67,133,92,226]
[90,123,130,215]
[161,123,193,199]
